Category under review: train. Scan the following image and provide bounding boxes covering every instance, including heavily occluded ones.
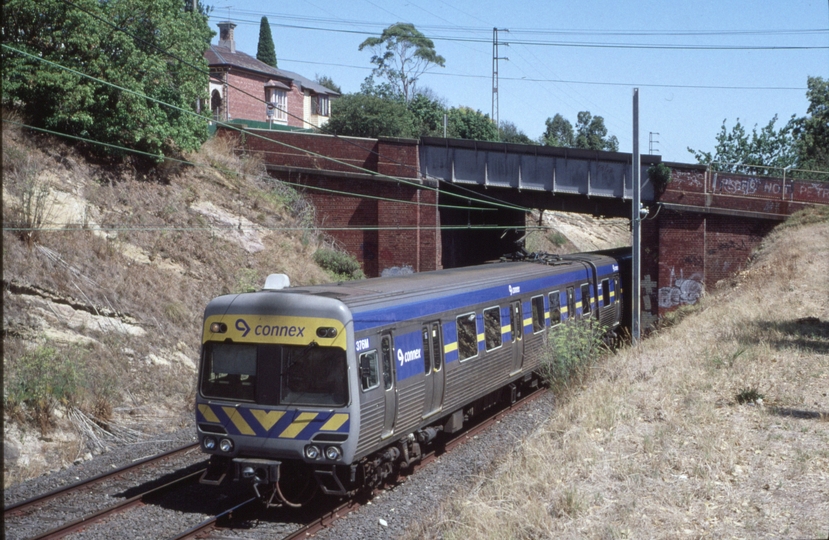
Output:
[195,247,631,506]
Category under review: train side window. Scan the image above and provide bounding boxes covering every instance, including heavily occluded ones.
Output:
[548,291,561,326]
[381,335,394,390]
[422,326,432,374]
[456,312,478,361]
[566,287,575,320]
[531,295,545,333]
[601,278,611,307]
[581,283,592,316]
[359,350,379,391]
[483,306,502,351]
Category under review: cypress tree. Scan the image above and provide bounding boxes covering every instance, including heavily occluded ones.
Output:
[256,17,277,68]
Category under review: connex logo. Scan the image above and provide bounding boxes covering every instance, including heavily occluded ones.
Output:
[236,319,251,337]
[397,348,421,367]
[508,285,521,295]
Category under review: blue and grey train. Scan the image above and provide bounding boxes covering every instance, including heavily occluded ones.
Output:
[195,248,630,506]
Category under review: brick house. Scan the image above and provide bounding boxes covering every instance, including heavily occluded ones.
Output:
[205,21,339,129]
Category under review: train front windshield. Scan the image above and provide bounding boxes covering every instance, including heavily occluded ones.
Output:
[200,342,348,407]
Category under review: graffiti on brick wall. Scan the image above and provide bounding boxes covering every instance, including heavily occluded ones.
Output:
[719,177,760,195]
[797,182,829,201]
[658,267,704,309]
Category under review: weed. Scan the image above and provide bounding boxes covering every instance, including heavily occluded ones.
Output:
[4,344,87,433]
[547,231,568,247]
[235,268,261,293]
[538,318,609,393]
[313,248,366,281]
[735,387,764,405]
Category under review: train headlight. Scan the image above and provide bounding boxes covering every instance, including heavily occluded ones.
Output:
[219,438,234,452]
[325,446,342,461]
[210,322,227,333]
[305,445,321,460]
[203,436,217,450]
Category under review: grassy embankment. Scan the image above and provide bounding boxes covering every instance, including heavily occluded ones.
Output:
[408,206,829,539]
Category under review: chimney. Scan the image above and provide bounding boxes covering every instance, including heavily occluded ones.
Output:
[217,21,236,53]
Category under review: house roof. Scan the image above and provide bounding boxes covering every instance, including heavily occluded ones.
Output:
[206,44,339,97]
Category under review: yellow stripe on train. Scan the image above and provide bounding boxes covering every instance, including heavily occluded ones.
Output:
[279,412,319,438]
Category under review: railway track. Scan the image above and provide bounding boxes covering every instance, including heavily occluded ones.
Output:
[178,386,547,540]
[3,443,203,540]
[5,387,547,539]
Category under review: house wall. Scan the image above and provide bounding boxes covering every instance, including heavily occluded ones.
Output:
[220,70,306,127]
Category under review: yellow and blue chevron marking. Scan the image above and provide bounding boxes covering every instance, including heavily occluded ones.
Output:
[197,404,349,439]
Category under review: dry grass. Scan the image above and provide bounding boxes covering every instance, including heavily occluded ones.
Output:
[406,211,829,539]
[2,120,337,485]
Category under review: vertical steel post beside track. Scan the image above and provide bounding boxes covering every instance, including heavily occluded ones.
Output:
[632,88,642,344]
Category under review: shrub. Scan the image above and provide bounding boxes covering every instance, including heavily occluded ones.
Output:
[538,318,609,393]
[4,344,86,433]
[313,248,366,281]
[648,162,672,193]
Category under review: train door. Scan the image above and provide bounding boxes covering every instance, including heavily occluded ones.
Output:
[613,277,622,321]
[566,287,576,320]
[422,321,445,418]
[510,300,524,374]
[380,333,397,439]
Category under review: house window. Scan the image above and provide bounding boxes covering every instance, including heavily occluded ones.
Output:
[312,95,330,116]
[269,89,287,121]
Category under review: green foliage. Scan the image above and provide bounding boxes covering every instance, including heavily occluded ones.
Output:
[542,112,618,151]
[359,23,445,102]
[316,74,342,94]
[648,162,673,193]
[235,268,262,293]
[2,0,213,160]
[4,345,86,432]
[575,111,619,152]
[322,93,418,138]
[409,93,447,136]
[256,16,277,68]
[499,121,535,145]
[446,107,499,141]
[542,114,575,147]
[547,231,568,247]
[538,318,609,392]
[688,115,798,174]
[793,76,829,174]
[313,248,366,281]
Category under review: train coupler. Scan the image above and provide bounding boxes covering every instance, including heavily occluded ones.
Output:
[199,455,231,486]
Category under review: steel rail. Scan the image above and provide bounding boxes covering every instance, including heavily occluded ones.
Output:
[4,442,199,517]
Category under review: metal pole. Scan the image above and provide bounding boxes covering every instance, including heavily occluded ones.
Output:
[632,88,641,344]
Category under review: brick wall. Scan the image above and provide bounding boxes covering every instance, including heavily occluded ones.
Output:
[241,129,437,276]
[223,71,306,127]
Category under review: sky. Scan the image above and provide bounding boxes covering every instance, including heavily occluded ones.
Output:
[207,0,828,164]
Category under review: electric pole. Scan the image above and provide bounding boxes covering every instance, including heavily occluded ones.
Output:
[492,28,509,128]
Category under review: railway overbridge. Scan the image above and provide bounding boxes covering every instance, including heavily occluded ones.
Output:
[235,128,828,323]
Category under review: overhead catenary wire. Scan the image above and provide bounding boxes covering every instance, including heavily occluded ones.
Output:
[2,43,531,215]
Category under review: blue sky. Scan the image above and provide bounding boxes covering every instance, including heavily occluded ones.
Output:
[208,0,828,164]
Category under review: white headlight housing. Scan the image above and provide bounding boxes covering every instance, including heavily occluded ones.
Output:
[305,445,321,460]
[325,446,342,461]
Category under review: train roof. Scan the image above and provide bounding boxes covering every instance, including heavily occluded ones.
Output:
[273,252,619,310]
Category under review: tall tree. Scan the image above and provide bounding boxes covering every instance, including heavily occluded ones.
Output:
[688,115,798,174]
[359,23,445,102]
[541,114,574,147]
[2,0,213,159]
[794,76,829,173]
[575,111,619,152]
[408,93,446,136]
[256,16,277,68]
[499,121,535,144]
[315,74,341,94]
[446,107,499,141]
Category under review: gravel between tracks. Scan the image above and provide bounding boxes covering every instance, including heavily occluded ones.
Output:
[4,393,555,539]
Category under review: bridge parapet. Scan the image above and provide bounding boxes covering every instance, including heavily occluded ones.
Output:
[420,137,659,201]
